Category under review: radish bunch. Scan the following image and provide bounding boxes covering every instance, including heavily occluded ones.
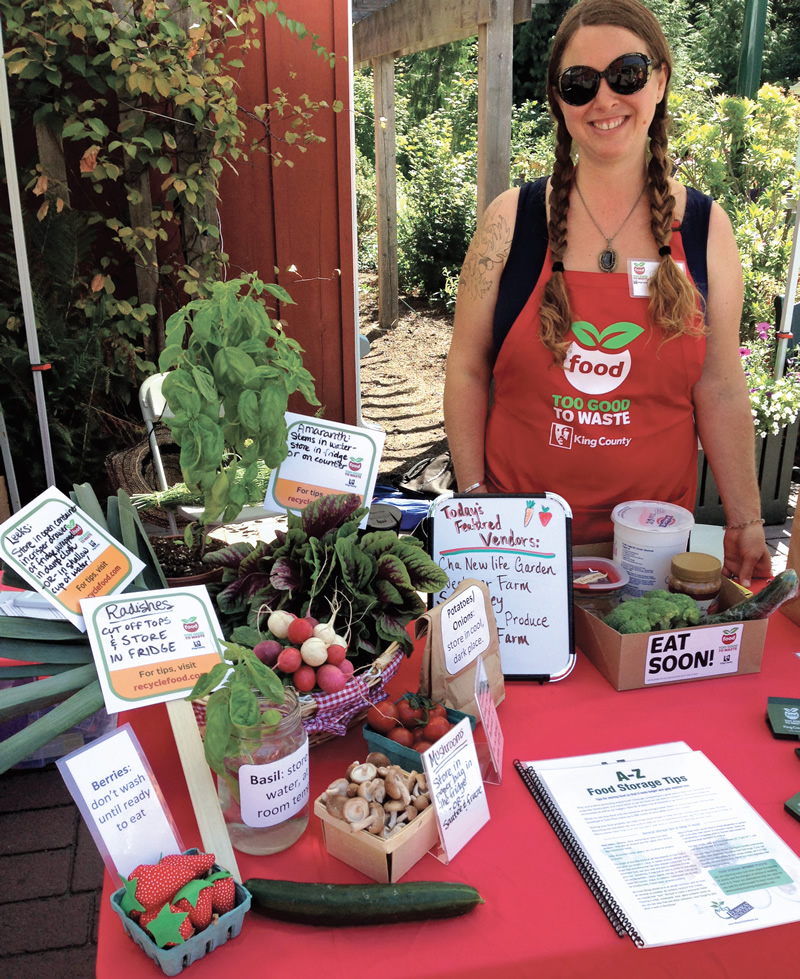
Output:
[252,611,354,694]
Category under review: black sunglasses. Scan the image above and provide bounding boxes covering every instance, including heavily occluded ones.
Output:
[557,53,653,106]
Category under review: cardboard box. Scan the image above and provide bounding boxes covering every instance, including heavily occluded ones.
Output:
[574,577,767,691]
[314,792,438,883]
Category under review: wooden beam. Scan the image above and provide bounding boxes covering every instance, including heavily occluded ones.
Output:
[373,54,399,330]
[477,0,513,214]
[354,0,533,65]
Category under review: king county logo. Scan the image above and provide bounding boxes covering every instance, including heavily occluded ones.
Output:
[564,320,644,395]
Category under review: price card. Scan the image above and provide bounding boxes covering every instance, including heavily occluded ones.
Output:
[81,586,226,713]
[421,716,490,863]
[474,657,503,784]
[265,412,385,517]
[57,724,184,880]
[0,488,145,631]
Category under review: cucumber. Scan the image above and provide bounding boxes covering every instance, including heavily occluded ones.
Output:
[243,878,484,926]
[702,568,799,625]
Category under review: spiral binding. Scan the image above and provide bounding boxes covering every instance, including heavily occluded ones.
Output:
[513,759,645,947]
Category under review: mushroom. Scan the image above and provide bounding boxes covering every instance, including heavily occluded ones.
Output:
[357,777,386,803]
[348,762,378,784]
[384,768,411,806]
[383,798,406,830]
[345,760,362,781]
[366,802,385,836]
[412,793,430,811]
[323,793,349,819]
[346,782,360,797]
[324,777,349,797]
[404,805,418,822]
[342,796,370,826]
[366,751,391,768]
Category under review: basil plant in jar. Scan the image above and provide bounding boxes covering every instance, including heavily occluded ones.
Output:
[188,641,309,856]
[157,273,319,557]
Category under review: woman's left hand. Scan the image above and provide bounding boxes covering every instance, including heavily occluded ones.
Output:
[722,524,773,587]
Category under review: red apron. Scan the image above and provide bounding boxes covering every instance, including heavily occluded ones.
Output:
[485,229,706,545]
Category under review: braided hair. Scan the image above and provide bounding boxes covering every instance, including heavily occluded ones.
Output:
[542,0,704,362]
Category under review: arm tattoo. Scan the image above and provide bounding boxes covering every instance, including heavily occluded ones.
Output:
[460,208,513,302]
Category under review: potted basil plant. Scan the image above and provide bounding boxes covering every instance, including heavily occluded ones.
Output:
[156,273,319,562]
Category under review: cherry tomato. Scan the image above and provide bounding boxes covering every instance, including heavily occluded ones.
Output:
[428,703,448,720]
[414,740,433,752]
[366,700,399,734]
[422,716,452,743]
[388,727,415,748]
[396,698,424,729]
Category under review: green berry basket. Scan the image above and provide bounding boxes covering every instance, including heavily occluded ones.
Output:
[110,853,251,976]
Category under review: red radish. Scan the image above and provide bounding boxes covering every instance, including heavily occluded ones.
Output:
[287,616,315,646]
[325,643,347,666]
[276,646,302,673]
[253,639,282,666]
[316,663,348,693]
[267,610,295,639]
[292,664,317,692]
[300,636,328,666]
[338,659,354,678]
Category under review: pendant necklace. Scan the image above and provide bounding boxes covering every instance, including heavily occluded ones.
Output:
[574,179,647,273]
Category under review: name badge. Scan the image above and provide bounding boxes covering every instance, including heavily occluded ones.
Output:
[628,258,686,297]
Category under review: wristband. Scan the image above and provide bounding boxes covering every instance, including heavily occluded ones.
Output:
[723,517,765,531]
[462,481,485,494]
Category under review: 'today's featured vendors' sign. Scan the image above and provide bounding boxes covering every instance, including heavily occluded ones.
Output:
[81,586,225,713]
[0,487,144,630]
[265,412,385,515]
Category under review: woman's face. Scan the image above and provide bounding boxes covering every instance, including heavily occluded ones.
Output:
[554,24,667,166]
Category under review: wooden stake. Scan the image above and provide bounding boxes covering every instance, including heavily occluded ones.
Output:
[166,698,241,882]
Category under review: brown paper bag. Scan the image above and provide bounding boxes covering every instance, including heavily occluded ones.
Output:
[415,578,505,717]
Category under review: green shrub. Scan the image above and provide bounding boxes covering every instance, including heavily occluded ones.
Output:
[670,80,800,337]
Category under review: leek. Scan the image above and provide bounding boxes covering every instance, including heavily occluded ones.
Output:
[0,663,99,724]
[0,681,105,774]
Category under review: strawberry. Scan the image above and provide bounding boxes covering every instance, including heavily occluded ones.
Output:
[139,903,195,948]
[173,879,215,930]
[125,853,214,912]
[207,870,236,914]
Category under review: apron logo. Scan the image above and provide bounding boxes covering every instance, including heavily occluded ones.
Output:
[564,320,643,395]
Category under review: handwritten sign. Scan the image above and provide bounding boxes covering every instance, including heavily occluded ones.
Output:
[264,412,385,515]
[0,488,144,631]
[57,724,184,880]
[421,717,490,862]
[440,582,491,675]
[81,586,225,713]
[430,493,574,680]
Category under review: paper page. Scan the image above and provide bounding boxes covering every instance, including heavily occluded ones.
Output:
[524,741,691,772]
[531,748,800,946]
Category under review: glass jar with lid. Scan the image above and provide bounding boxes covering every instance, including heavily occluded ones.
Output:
[667,552,722,613]
[217,686,309,855]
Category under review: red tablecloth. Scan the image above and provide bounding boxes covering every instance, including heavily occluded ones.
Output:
[96,613,800,978]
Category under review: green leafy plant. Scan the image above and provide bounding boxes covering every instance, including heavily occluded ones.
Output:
[157,273,319,551]
[204,492,449,666]
[186,639,285,783]
[670,81,800,334]
[740,322,800,437]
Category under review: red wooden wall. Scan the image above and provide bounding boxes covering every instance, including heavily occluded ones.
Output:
[217,0,358,425]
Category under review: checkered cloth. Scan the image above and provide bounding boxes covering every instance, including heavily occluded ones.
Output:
[300,646,405,737]
[191,645,406,739]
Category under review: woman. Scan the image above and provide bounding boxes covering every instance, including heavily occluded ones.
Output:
[443,0,771,587]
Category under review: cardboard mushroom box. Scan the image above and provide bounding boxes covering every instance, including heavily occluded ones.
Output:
[314,755,438,883]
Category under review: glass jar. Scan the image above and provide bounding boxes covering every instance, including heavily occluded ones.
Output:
[667,552,722,613]
[217,687,309,855]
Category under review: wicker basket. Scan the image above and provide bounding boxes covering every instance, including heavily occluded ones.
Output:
[299,643,405,746]
[191,643,405,748]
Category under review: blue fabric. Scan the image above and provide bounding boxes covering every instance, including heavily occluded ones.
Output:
[371,484,431,530]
